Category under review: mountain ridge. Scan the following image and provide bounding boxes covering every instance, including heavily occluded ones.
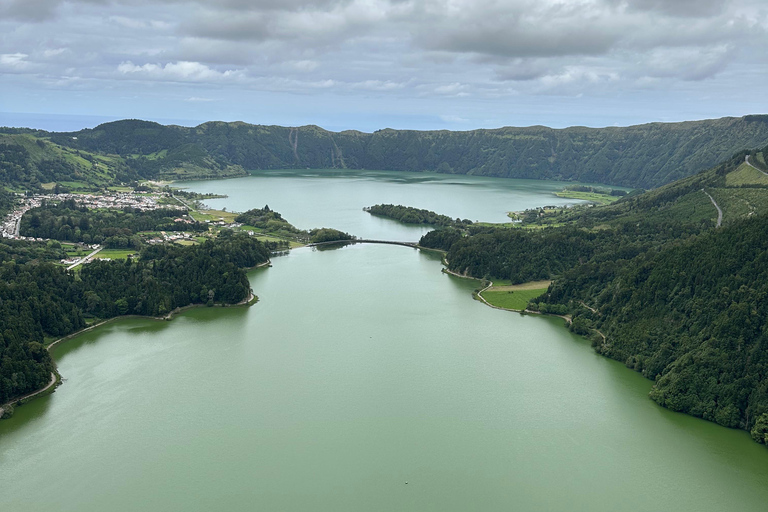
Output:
[28,114,768,189]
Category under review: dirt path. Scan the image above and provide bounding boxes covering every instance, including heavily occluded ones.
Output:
[0,372,57,415]
[442,268,571,324]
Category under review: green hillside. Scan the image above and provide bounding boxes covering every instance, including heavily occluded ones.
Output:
[41,115,768,189]
[0,131,129,191]
[423,143,768,442]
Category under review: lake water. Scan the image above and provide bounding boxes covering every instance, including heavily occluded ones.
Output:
[1,171,767,511]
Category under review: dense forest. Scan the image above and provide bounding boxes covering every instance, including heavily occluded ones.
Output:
[33,115,768,189]
[419,144,768,442]
[0,234,270,405]
[234,205,309,242]
[20,200,206,247]
[308,228,355,243]
[366,204,473,227]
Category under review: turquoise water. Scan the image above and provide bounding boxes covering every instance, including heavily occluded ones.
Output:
[1,173,766,512]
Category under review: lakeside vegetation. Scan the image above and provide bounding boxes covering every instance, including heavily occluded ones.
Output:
[554,185,628,205]
[481,287,550,311]
[419,143,768,443]
[6,117,768,446]
[366,204,473,228]
[0,233,271,406]
[0,115,765,190]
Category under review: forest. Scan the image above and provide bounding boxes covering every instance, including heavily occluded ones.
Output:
[418,144,768,442]
[35,115,768,189]
[20,199,207,247]
[0,234,271,406]
[366,204,473,227]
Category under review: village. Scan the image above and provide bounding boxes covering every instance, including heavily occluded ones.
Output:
[0,191,185,241]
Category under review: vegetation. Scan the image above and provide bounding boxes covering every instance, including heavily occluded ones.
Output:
[24,115,768,189]
[20,199,206,247]
[0,132,130,191]
[0,234,270,405]
[555,185,628,205]
[309,228,355,243]
[416,142,768,442]
[481,288,549,311]
[233,205,311,245]
[366,204,472,227]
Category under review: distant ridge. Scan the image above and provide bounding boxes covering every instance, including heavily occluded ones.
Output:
[5,114,768,189]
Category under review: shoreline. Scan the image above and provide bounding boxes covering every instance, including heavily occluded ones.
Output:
[441,267,571,325]
[0,260,270,416]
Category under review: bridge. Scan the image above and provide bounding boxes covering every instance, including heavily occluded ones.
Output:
[306,239,419,249]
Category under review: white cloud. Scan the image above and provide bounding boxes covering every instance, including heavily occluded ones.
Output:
[117,61,245,82]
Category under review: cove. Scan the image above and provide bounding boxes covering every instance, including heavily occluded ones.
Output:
[1,173,767,512]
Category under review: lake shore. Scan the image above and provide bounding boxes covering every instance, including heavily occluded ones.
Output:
[0,260,270,417]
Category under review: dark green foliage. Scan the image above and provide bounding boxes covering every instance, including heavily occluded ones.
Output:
[234,206,308,241]
[0,188,17,217]
[308,228,354,243]
[44,115,768,189]
[445,226,605,283]
[366,204,472,227]
[543,214,768,432]
[51,120,186,156]
[752,413,768,444]
[419,228,463,250]
[0,235,269,404]
[0,262,81,403]
[0,133,132,190]
[20,200,206,245]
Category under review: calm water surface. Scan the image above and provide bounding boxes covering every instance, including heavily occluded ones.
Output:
[1,172,766,511]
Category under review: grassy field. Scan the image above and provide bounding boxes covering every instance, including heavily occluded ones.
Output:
[725,163,768,186]
[709,187,768,223]
[554,190,620,205]
[481,288,548,311]
[95,249,136,260]
[190,209,239,223]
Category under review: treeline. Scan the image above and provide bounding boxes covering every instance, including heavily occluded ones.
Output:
[20,200,206,247]
[309,228,355,243]
[366,204,472,227]
[234,205,309,242]
[0,234,270,405]
[537,213,768,440]
[563,185,627,196]
[416,147,768,442]
[43,115,768,189]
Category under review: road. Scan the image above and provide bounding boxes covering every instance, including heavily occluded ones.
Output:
[66,245,103,271]
[0,372,56,415]
[745,155,768,176]
[702,189,723,228]
[307,239,418,248]
[171,193,196,210]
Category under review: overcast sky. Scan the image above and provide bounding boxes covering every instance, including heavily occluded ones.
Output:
[1,0,767,132]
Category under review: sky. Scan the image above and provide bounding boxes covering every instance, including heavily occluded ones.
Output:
[1,0,767,132]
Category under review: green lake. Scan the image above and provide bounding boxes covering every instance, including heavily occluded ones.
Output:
[1,171,766,511]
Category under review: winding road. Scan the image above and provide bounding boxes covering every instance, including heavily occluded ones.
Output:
[745,155,768,176]
[702,189,723,228]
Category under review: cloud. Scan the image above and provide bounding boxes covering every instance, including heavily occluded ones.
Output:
[184,96,218,102]
[117,61,245,82]
[0,0,766,125]
[0,53,32,72]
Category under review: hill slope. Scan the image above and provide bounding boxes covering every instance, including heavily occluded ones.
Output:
[426,143,768,441]
[45,115,768,189]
